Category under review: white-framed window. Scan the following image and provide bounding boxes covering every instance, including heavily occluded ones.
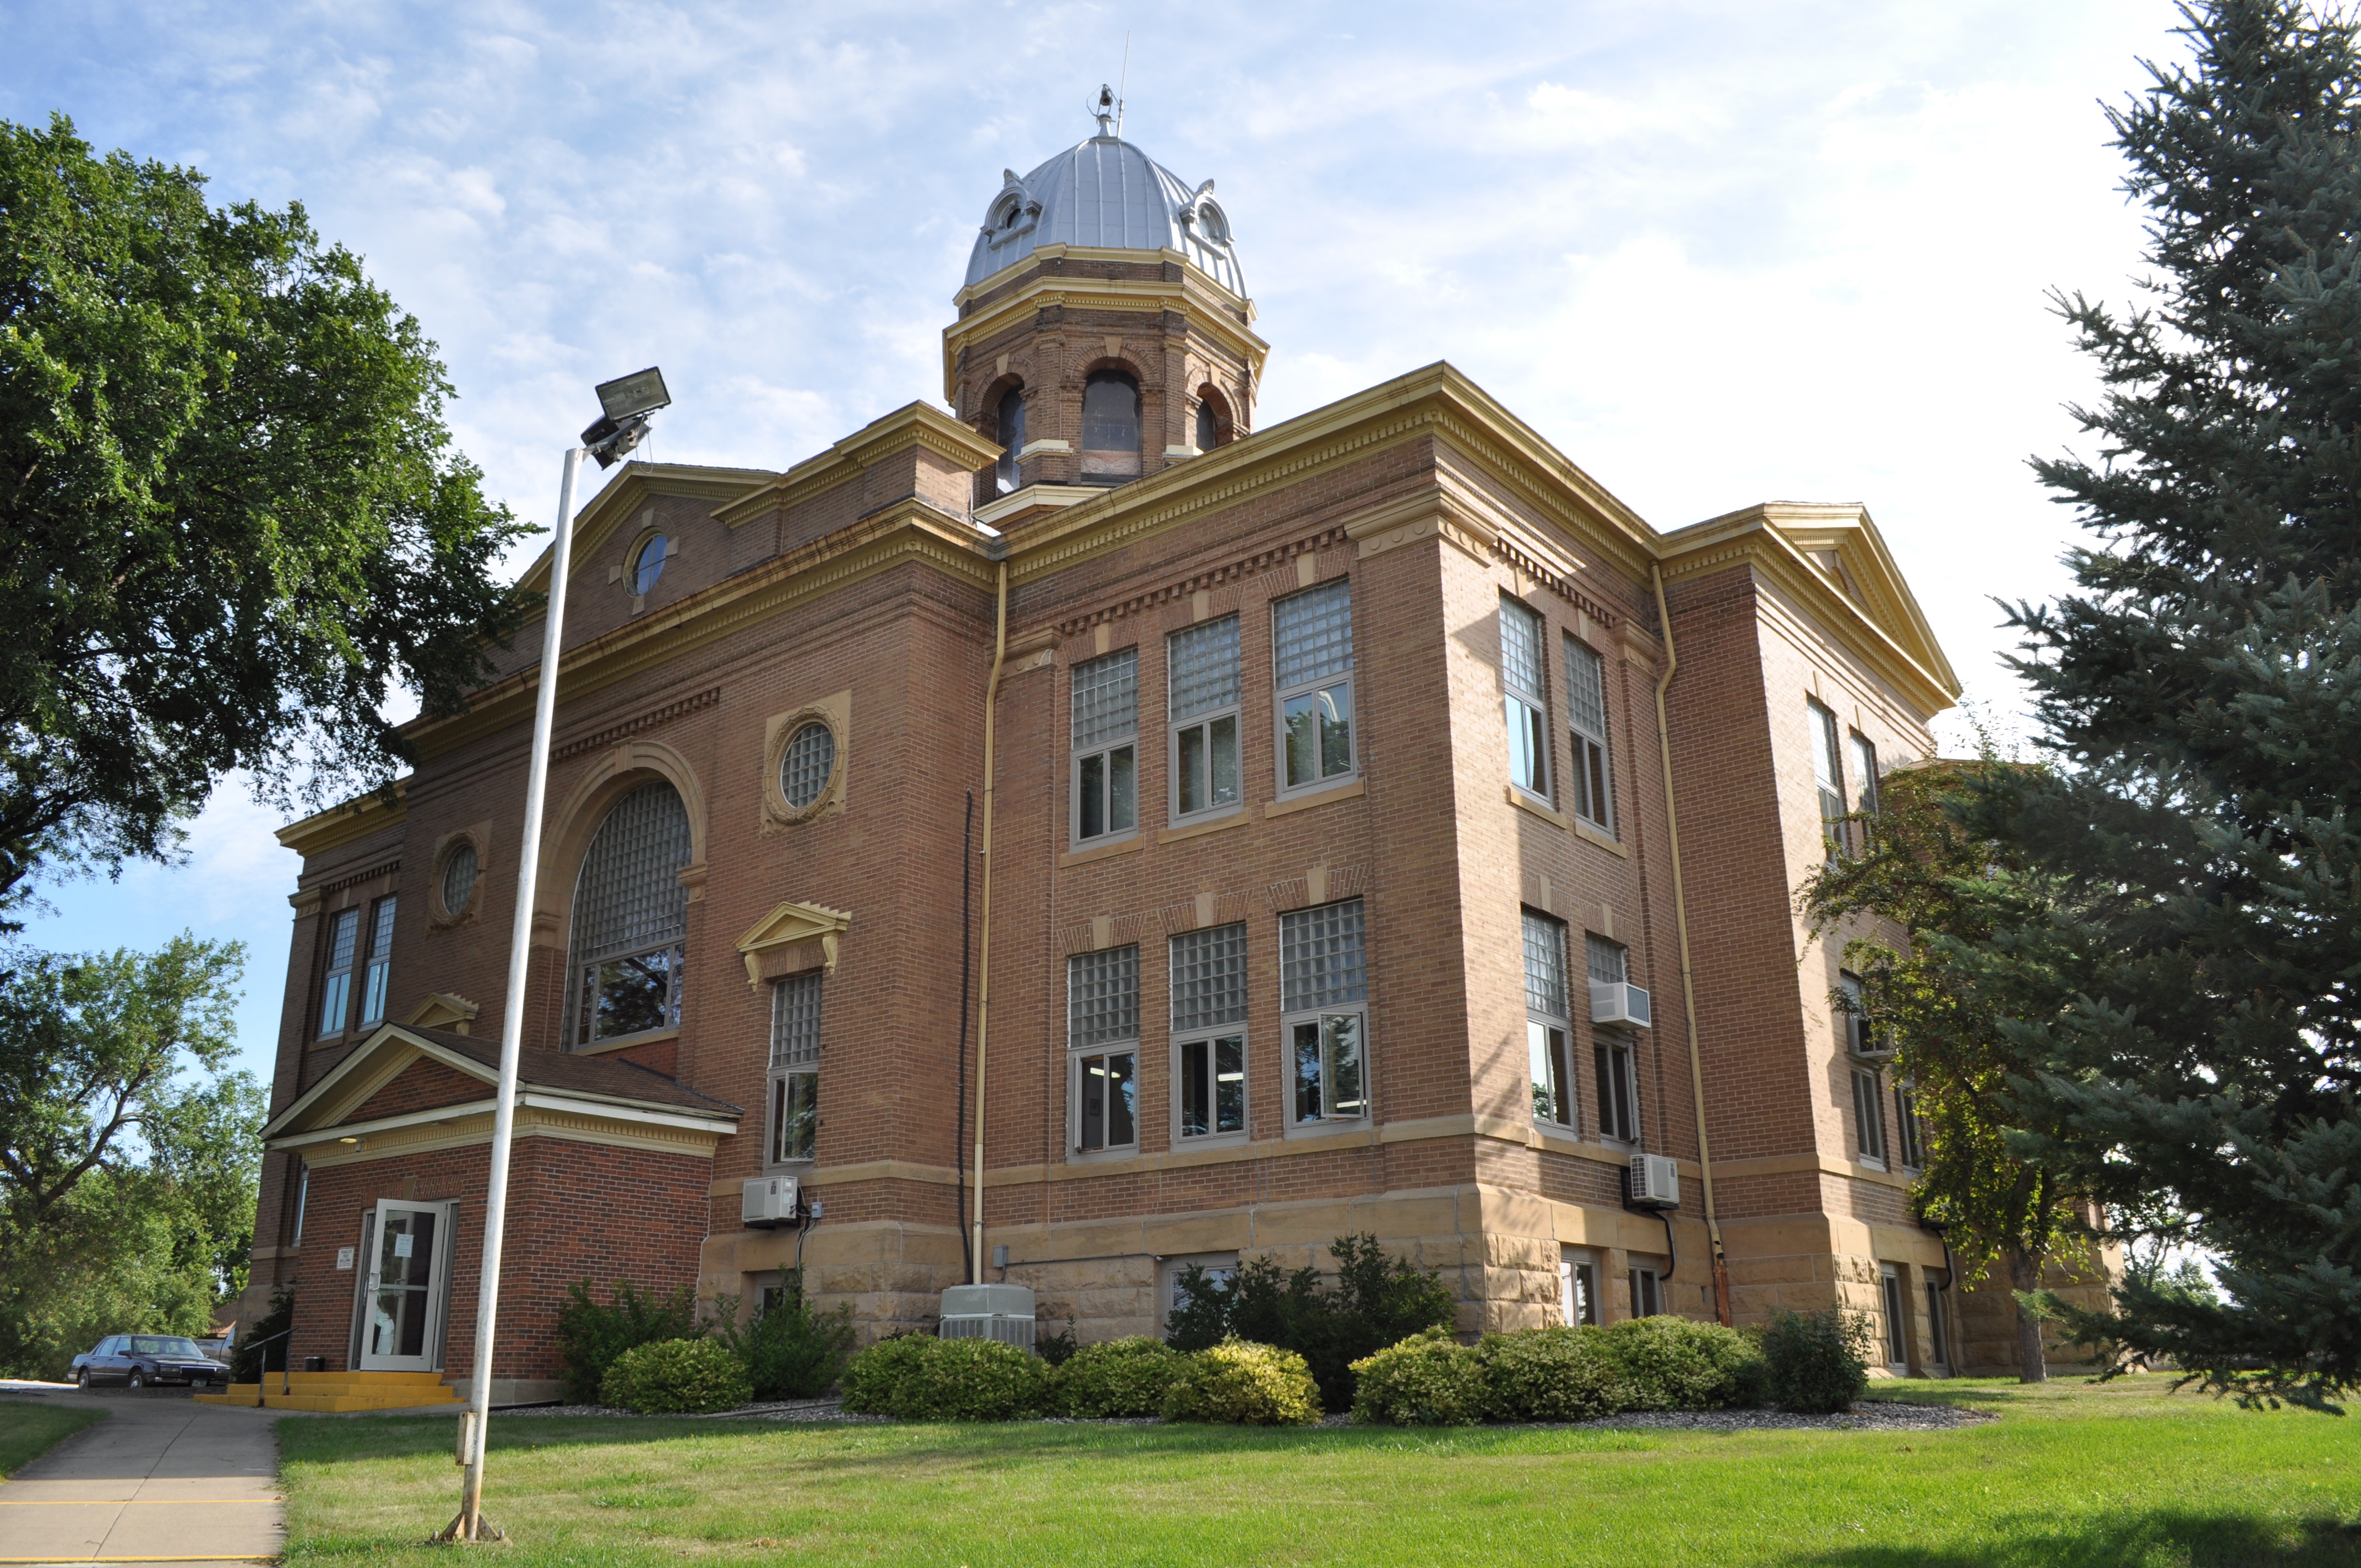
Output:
[1071,649,1139,845]
[1172,922,1248,1141]
[1282,897,1368,1125]
[1839,969,1877,1057]
[1163,1251,1239,1324]
[1500,595,1551,800]
[293,1161,309,1246]
[1272,579,1356,795]
[1629,1264,1663,1319]
[565,781,691,1050]
[767,972,822,1165]
[1169,617,1242,823]
[1524,910,1574,1130]
[1559,1247,1600,1327]
[1809,697,1847,862]
[1880,1264,1908,1368]
[358,895,396,1028]
[1588,934,1637,1142]
[1853,1065,1888,1168]
[1564,638,1615,835]
[318,907,360,1037]
[1069,945,1140,1154]
[1894,1081,1925,1169]
[1849,729,1880,822]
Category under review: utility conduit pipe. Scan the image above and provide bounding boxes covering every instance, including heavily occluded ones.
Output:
[970,560,1008,1284]
[1651,560,1733,1326]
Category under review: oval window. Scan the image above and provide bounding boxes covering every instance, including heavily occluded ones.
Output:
[780,721,837,810]
[440,842,479,917]
[633,534,668,595]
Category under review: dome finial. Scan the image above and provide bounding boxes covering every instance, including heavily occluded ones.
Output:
[1092,83,1119,138]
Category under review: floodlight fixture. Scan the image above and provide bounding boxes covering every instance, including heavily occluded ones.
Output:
[583,366,672,469]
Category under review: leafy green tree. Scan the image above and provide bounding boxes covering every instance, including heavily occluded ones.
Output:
[0,114,527,923]
[1983,0,2361,1407]
[0,935,261,1377]
[1803,755,2104,1381]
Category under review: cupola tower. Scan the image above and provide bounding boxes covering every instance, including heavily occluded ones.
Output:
[946,90,1267,521]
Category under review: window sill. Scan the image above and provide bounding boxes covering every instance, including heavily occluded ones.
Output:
[1158,809,1249,845]
[1058,835,1144,869]
[1264,776,1364,819]
[1858,1157,1889,1174]
[574,1026,681,1057]
[1574,819,1628,859]
[1173,1130,1252,1152]
[1065,1145,1141,1167]
[1283,1117,1372,1141]
[1506,785,1569,830]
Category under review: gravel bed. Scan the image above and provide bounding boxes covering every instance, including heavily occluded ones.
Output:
[492,1397,1989,1431]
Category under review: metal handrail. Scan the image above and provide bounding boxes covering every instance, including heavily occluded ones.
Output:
[242,1326,296,1408]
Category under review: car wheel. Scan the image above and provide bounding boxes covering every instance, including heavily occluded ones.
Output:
[127,1370,144,1390]
[76,1368,90,1389]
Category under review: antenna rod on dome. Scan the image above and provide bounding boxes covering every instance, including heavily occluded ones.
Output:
[1117,34,1129,135]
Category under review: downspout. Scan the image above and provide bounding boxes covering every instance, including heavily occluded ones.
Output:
[970,560,1009,1285]
[1651,561,1732,1326]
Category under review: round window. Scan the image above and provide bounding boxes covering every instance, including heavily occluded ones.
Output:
[632,534,668,595]
[440,841,480,917]
[779,721,837,811]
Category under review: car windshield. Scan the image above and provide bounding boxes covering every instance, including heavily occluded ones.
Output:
[129,1337,206,1357]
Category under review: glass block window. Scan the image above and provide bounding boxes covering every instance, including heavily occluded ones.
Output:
[1523,911,1569,1019]
[771,972,823,1068]
[567,781,692,1048]
[1566,640,1608,739]
[1068,945,1140,1048]
[1500,596,1547,699]
[1565,639,1614,835]
[1587,933,1628,986]
[1171,922,1248,1033]
[1280,899,1367,1014]
[1502,596,1549,798]
[1169,617,1240,719]
[780,720,836,810]
[1272,579,1353,689]
[1071,649,1139,752]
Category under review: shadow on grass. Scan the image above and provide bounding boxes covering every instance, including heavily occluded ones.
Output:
[1794,1508,2361,1568]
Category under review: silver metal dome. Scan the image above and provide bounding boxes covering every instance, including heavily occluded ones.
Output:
[964,134,1245,298]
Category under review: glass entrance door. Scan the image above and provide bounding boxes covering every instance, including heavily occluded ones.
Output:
[359,1200,449,1371]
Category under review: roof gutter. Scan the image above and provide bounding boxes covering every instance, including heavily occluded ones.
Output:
[1652,561,1732,1326]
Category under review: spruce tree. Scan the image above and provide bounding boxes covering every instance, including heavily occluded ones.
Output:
[1994,0,2361,1407]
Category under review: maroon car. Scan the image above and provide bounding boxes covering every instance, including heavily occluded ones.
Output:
[69,1335,231,1390]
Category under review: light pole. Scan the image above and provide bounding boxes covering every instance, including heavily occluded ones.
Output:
[442,367,671,1544]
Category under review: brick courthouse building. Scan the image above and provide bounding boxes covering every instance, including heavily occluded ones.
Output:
[238,111,2043,1401]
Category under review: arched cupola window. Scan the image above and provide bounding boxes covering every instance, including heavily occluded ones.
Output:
[1195,401,1218,454]
[1079,371,1141,484]
[995,386,1026,496]
[567,780,691,1049]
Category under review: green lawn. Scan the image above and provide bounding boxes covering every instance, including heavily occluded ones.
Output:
[278,1379,2361,1568]
[0,1400,106,1477]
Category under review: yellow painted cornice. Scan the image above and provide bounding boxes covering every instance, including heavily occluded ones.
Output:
[276,782,406,858]
[712,402,1003,531]
[942,264,1270,402]
[952,244,1256,319]
[515,462,780,599]
[403,499,997,761]
[1659,504,1959,715]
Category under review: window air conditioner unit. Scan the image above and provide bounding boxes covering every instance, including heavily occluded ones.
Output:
[742,1175,798,1228]
[1847,1039,1898,1065]
[1590,981,1652,1029]
[1628,1153,1680,1210]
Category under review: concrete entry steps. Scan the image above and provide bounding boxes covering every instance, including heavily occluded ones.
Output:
[192,1369,460,1413]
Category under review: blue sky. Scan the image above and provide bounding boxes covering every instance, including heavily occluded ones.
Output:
[6,0,2181,1080]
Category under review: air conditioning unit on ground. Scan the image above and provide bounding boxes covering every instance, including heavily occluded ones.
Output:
[1628,1153,1680,1210]
[1590,980,1652,1029]
[938,1283,1037,1350]
[742,1175,798,1228]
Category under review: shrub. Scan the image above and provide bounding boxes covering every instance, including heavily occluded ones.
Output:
[1592,1316,1767,1412]
[1036,1319,1080,1367]
[1165,1234,1455,1409]
[1479,1325,1633,1422]
[599,1337,751,1414]
[555,1278,699,1404]
[837,1333,1054,1420]
[1761,1307,1873,1414]
[1161,1337,1321,1426]
[706,1284,857,1400]
[1350,1326,1486,1425]
[1057,1336,1186,1418]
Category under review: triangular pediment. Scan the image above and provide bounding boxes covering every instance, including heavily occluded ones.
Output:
[736,900,853,989]
[403,992,481,1034]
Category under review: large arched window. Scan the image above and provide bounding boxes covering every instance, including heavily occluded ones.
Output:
[1079,371,1141,484]
[567,781,691,1049]
[995,386,1026,496]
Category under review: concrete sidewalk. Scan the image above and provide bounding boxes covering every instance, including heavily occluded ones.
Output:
[0,1390,282,1565]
